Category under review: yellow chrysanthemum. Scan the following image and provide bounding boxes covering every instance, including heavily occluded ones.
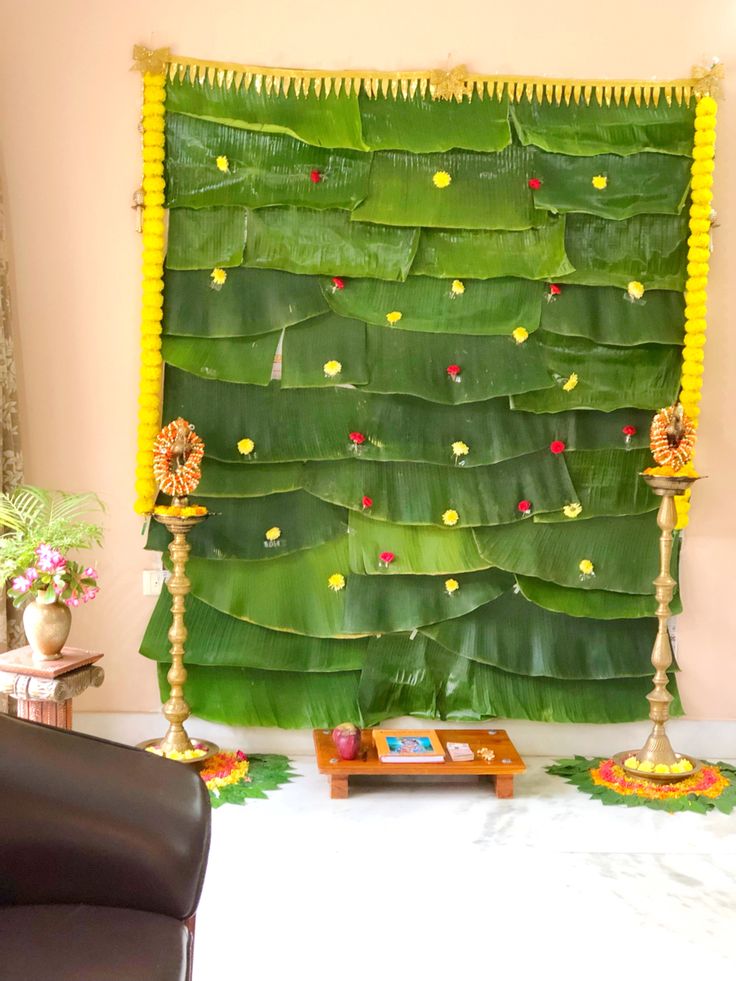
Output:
[442,509,459,526]
[627,280,645,300]
[579,559,595,576]
[592,175,608,190]
[512,327,529,344]
[451,280,465,296]
[563,502,583,518]
[562,373,579,392]
[216,155,230,173]
[211,267,227,286]
[265,526,281,542]
[323,359,342,377]
[386,311,402,325]
[452,441,469,458]
[432,171,452,189]
[328,573,346,592]
[237,438,255,456]
[445,578,460,595]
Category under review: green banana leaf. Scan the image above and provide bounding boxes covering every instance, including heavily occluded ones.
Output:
[166,72,368,150]
[533,448,658,522]
[423,588,657,679]
[302,451,576,526]
[358,634,681,724]
[509,331,681,413]
[158,662,363,728]
[352,145,547,230]
[510,96,695,157]
[561,213,689,290]
[243,207,420,281]
[348,510,489,575]
[147,492,347,560]
[197,459,305,497]
[142,591,368,670]
[473,511,663,593]
[162,332,279,385]
[411,217,574,280]
[322,275,544,336]
[532,149,690,219]
[362,325,553,403]
[165,113,372,210]
[539,284,685,346]
[515,573,682,619]
[163,268,329,337]
[163,366,653,465]
[166,207,246,269]
[358,91,511,152]
[281,313,368,388]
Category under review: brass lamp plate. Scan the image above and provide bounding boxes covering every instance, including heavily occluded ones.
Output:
[613,751,703,783]
[137,737,220,766]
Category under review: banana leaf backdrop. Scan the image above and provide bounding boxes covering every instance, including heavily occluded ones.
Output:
[141,73,695,727]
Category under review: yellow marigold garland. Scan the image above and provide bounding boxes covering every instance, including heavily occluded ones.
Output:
[676,93,717,529]
[135,71,167,514]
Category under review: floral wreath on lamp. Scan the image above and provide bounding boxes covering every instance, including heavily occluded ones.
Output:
[151,418,208,516]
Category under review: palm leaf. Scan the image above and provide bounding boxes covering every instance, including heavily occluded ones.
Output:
[281,313,368,387]
[243,207,420,281]
[165,207,246,269]
[162,332,280,385]
[196,459,305,497]
[515,573,682,619]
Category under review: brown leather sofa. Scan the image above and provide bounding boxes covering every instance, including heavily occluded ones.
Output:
[0,714,211,981]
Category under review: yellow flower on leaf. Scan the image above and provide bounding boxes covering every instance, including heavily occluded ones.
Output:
[265,526,281,542]
[210,267,227,286]
[592,174,608,190]
[451,280,465,296]
[562,373,579,392]
[442,509,459,526]
[323,359,342,378]
[237,438,255,456]
[563,502,583,519]
[627,280,645,300]
[445,578,460,595]
[452,441,469,459]
[512,327,529,344]
[328,573,346,592]
[432,171,452,189]
[579,559,595,576]
[386,311,402,325]
[216,155,230,173]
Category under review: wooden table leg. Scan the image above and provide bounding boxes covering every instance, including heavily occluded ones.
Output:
[494,774,514,799]
[330,775,349,799]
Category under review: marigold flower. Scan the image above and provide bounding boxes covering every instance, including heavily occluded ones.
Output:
[349,431,365,445]
[265,527,281,542]
[379,551,395,565]
[310,169,322,184]
[210,267,227,286]
[548,284,562,296]
[446,364,461,379]
[517,500,532,514]
[331,277,345,290]
[323,360,342,377]
[328,573,346,591]
[216,155,230,172]
[579,559,595,576]
[452,440,469,458]
[512,327,529,344]
[451,279,465,296]
[432,171,452,188]
[592,174,608,189]
[622,425,637,437]
[386,311,402,325]
[445,578,460,595]
[562,373,579,392]
[550,440,566,455]
[563,502,583,518]
[528,177,542,190]
[237,438,255,456]
[627,280,645,300]
[361,495,373,509]
[442,509,459,526]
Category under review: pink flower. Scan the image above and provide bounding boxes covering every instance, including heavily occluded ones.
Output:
[528,177,542,190]
[517,500,532,513]
[11,576,31,594]
[361,495,373,509]
[379,551,395,565]
[25,567,39,582]
[82,587,99,603]
[349,432,365,446]
[84,567,98,579]
[35,543,66,573]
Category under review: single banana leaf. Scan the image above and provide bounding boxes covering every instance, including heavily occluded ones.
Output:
[281,313,368,388]
[302,451,577,526]
[148,492,347,560]
[473,511,664,594]
[197,459,305,497]
[358,91,511,152]
[163,366,653,466]
[515,573,682,619]
[423,588,657,679]
[539,284,685,346]
[162,332,280,385]
[533,448,658,522]
[363,325,553,403]
[342,568,514,633]
[142,591,368,670]
[532,149,690,219]
[411,218,574,280]
[163,268,329,337]
[352,145,547,230]
[165,113,372,210]
[561,213,689,290]
[510,331,681,413]
[348,511,489,575]
[322,275,544,336]
[158,662,363,728]
[243,207,420,281]
[166,72,368,150]
[166,207,246,269]
[510,96,695,157]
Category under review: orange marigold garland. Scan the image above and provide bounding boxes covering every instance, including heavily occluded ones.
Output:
[152,418,205,498]
[648,404,697,471]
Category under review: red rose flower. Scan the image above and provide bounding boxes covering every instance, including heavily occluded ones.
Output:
[331,276,345,290]
[517,500,532,513]
[550,440,566,455]
[310,169,322,184]
[447,364,461,379]
[549,284,561,296]
[349,432,365,445]
[528,178,542,190]
[622,425,637,437]
[379,551,395,564]
[361,495,373,509]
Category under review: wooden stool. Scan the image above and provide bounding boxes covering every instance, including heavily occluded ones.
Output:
[0,646,104,729]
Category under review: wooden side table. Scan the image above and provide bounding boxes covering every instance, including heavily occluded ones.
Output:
[0,646,104,729]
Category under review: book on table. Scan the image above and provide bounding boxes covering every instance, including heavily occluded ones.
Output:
[446,742,475,762]
[373,729,445,763]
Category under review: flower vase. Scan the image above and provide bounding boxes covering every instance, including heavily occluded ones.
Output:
[22,599,71,661]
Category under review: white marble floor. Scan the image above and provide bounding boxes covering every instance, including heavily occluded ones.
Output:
[192,756,736,981]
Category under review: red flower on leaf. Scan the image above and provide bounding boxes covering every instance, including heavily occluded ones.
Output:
[331,277,345,290]
[379,551,395,565]
[528,178,542,190]
[447,364,461,379]
[549,284,561,296]
[349,432,365,445]
[622,425,637,437]
[517,500,532,513]
[310,169,322,184]
[362,495,373,509]
[550,440,566,455]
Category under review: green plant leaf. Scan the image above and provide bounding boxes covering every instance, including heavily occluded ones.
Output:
[322,275,544,336]
[539,284,685,346]
[162,332,280,385]
[163,268,329,337]
[411,218,574,280]
[165,207,246,269]
[196,460,305,497]
[243,207,420,281]
[165,113,372,210]
[359,91,511,152]
[281,313,368,388]
[516,574,682,619]
[423,588,657,679]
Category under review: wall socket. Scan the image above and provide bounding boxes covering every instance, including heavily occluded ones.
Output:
[142,569,170,596]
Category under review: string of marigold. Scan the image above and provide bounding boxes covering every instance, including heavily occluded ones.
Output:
[675,94,717,529]
[134,71,167,514]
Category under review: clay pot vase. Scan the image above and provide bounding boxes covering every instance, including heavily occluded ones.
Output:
[23,599,71,661]
[332,723,362,760]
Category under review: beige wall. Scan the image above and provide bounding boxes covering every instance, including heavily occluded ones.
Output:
[0,0,734,718]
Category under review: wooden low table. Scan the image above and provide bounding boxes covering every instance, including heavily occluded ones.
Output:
[0,646,104,729]
[314,728,526,799]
